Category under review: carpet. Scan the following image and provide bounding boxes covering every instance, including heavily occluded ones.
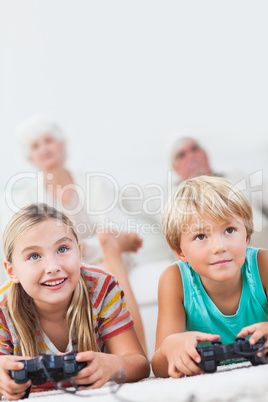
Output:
[7,361,268,402]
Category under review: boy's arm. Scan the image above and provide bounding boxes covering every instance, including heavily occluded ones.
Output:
[151,264,221,378]
[257,249,268,296]
[237,249,268,343]
[151,263,186,378]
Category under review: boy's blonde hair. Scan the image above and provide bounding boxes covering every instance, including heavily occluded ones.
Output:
[163,175,253,253]
[3,203,98,356]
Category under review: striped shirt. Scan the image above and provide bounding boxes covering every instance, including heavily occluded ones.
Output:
[0,264,133,356]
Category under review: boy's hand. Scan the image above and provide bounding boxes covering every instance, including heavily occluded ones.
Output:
[237,322,268,356]
[161,331,220,378]
[0,355,32,401]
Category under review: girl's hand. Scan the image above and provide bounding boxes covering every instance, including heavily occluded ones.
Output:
[161,331,220,378]
[0,355,31,401]
[237,322,268,355]
[73,351,118,389]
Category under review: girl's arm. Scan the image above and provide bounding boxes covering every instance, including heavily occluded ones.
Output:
[151,264,220,378]
[74,328,150,388]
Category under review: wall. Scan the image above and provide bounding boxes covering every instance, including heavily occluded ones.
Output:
[0,0,267,194]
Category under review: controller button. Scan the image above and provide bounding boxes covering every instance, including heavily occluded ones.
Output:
[15,371,27,381]
[211,341,222,345]
[204,360,216,373]
[64,363,76,375]
[203,351,214,357]
[63,355,74,361]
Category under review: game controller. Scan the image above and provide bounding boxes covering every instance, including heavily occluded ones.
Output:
[10,354,87,398]
[196,337,267,373]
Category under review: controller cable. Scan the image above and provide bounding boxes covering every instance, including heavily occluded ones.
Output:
[234,345,268,361]
[39,357,133,401]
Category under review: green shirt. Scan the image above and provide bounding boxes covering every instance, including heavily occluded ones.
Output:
[177,247,268,344]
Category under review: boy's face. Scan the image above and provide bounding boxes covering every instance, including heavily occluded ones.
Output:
[176,214,249,284]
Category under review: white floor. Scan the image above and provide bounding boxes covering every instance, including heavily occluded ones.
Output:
[10,361,268,402]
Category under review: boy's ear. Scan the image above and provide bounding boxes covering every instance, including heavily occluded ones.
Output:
[173,248,188,263]
[4,261,20,283]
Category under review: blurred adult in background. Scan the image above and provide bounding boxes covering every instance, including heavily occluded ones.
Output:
[170,136,212,182]
[0,116,147,352]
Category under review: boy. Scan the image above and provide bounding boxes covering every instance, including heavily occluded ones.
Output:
[152,175,268,378]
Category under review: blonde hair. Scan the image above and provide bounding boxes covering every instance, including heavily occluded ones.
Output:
[163,175,253,252]
[3,203,98,356]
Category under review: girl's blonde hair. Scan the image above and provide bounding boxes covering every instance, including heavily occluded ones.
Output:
[3,203,98,356]
[163,175,253,252]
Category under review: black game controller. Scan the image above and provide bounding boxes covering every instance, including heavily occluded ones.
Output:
[196,337,266,373]
[10,354,87,398]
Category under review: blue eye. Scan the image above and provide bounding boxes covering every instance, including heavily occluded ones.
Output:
[29,253,40,261]
[58,246,68,254]
[225,227,235,234]
[195,234,206,241]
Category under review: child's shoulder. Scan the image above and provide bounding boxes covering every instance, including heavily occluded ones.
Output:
[255,248,268,296]
[80,264,119,299]
[160,262,181,279]
[158,263,184,302]
[80,263,116,284]
[80,264,124,311]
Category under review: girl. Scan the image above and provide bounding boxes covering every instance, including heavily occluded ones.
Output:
[151,175,268,378]
[0,203,149,400]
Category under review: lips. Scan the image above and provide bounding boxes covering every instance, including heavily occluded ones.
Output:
[211,260,232,266]
[41,278,67,287]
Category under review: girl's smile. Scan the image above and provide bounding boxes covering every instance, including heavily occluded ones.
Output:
[41,277,68,289]
[5,219,82,314]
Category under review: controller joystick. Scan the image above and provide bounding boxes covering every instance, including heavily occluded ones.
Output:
[211,340,222,346]
[235,337,246,343]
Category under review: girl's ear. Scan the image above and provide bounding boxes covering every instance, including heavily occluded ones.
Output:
[4,261,20,283]
[78,243,82,260]
[173,248,188,263]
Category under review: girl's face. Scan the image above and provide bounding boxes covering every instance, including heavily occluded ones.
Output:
[177,213,249,286]
[29,134,65,171]
[5,219,82,314]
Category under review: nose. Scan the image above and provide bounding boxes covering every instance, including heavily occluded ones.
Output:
[210,234,227,253]
[44,256,61,274]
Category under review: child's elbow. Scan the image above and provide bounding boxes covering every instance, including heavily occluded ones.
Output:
[151,351,169,378]
[140,355,151,379]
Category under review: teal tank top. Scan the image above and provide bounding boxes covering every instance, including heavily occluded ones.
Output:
[177,247,268,344]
